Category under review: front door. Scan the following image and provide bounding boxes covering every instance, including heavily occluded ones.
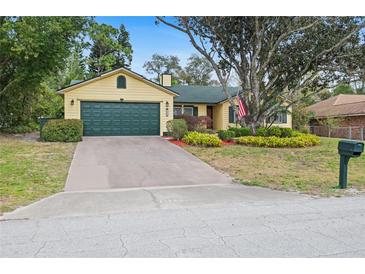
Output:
[207,106,213,129]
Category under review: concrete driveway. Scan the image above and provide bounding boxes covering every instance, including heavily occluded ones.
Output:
[65,137,232,191]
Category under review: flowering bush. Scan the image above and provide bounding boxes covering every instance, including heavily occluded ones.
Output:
[183,131,222,147]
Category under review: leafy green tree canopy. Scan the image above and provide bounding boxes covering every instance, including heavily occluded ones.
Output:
[144,53,217,85]
[143,54,183,84]
[88,23,133,75]
[181,54,216,85]
[0,16,89,129]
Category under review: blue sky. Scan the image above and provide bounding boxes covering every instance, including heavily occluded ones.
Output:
[95,16,196,77]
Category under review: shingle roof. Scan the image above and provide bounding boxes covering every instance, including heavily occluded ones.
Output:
[307,94,365,118]
[171,85,241,104]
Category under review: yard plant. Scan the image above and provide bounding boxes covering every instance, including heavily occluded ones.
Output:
[42,119,83,142]
[227,127,252,137]
[183,131,221,147]
[218,130,236,141]
[166,119,188,140]
[236,134,320,148]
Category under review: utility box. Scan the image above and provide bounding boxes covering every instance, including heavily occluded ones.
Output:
[337,140,364,189]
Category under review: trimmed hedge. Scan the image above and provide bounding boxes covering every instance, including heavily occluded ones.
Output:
[255,126,302,138]
[236,134,320,148]
[166,119,188,140]
[228,127,252,137]
[183,131,222,147]
[42,119,83,142]
[218,130,236,141]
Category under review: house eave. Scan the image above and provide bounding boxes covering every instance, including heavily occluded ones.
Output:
[57,67,179,97]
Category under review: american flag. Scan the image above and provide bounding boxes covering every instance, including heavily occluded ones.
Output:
[237,95,248,120]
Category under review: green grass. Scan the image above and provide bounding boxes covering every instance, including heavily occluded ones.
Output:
[0,135,76,213]
[185,137,365,196]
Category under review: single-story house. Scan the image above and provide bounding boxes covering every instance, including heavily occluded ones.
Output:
[58,67,292,136]
[307,94,365,127]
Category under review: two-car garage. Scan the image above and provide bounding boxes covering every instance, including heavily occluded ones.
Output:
[81,102,160,136]
[58,67,177,137]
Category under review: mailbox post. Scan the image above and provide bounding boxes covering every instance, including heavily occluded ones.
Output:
[337,140,364,189]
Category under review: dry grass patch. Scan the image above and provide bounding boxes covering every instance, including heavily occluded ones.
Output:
[0,135,76,213]
[185,137,365,196]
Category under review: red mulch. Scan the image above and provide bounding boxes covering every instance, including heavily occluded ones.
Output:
[222,140,236,145]
[169,139,188,147]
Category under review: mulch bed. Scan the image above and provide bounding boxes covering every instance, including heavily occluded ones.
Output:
[222,140,236,145]
[169,139,188,147]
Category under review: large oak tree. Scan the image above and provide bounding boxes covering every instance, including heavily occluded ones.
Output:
[157,16,365,131]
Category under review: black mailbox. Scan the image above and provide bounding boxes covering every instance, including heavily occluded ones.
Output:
[337,140,364,189]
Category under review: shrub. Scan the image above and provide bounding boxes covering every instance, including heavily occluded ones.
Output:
[256,127,268,136]
[174,115,212,132]
[292,130,302,137]
[236,134,320,148]
[166,119,188,140]
[280,128,294,138]
[300,127,310,134]
[267,126,282,137]
[183,131,221,147]
[218,130,236,141]
[228,127,252,137]
[42,119,83,142]
[1,123,38,134]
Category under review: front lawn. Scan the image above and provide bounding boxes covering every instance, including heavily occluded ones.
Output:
[185,137,365,196]
[0,135,76,213]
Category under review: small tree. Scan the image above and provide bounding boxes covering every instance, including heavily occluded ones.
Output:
[292,104,315,131]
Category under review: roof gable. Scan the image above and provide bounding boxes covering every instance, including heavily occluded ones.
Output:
[57,67,179,97]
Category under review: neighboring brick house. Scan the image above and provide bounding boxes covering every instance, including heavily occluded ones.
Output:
[307,94,365,140]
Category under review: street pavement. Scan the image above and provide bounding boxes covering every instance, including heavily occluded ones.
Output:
[1,184,365,257]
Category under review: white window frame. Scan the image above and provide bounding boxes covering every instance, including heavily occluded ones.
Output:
[183,107,193,116]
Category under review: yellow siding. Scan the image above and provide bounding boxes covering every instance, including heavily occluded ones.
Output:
[64,72,174,135]
[215,100,292,130]
[197,104,207,116]
[213,104,223,130]
[270,106,293,128]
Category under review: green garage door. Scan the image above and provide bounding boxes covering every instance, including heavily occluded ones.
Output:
[81,102,160,136]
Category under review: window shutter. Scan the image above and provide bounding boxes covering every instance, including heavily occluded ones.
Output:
[229,106,234,123]
[193,107,198,116]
